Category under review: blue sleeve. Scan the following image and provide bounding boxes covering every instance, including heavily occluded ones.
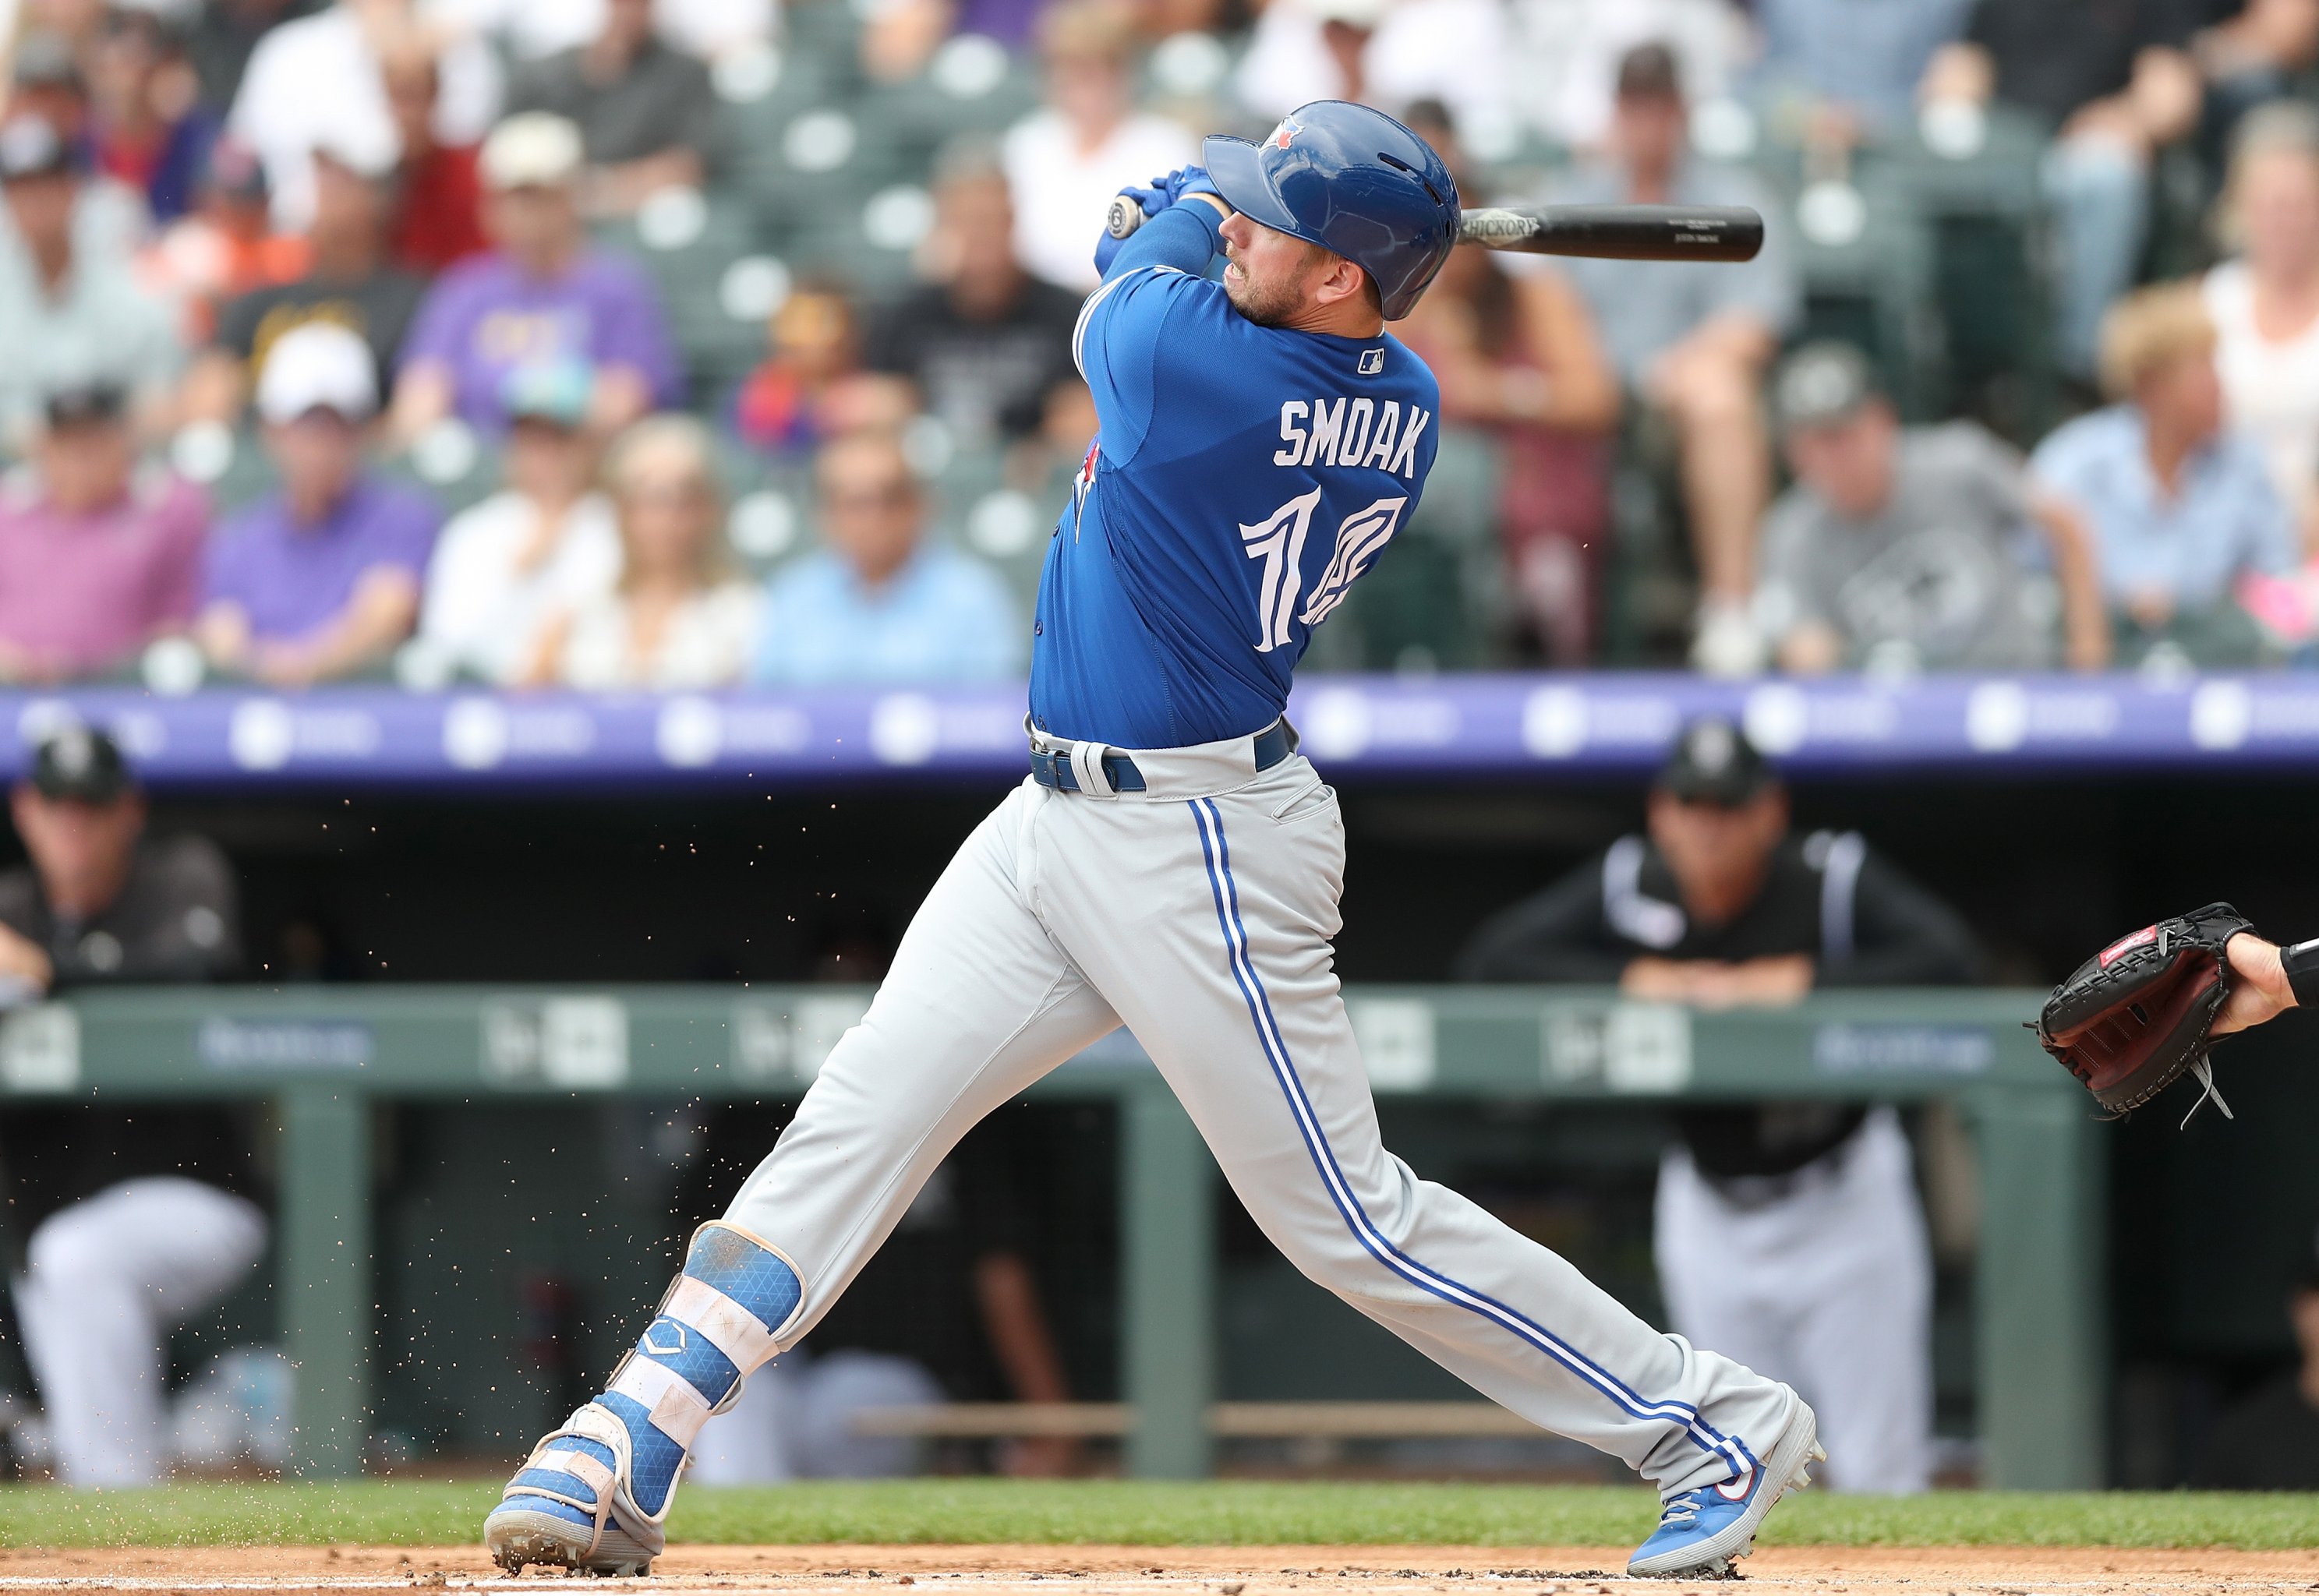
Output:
[1073,203,1227,468]
[750,573,797,683]
[2239,446,2300,576]
[2025,428,2079,502]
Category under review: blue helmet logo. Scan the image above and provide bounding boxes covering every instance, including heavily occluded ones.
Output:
[1204,100,1461,321]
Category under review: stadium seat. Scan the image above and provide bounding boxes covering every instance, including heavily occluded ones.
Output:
[956,482,1055,614]
[732,103,924,252]
[1780,177,1938,418]
[854,33,1040,167]
[171,424,283,515]
[1877,107,2055,436]
[380,419,503,515]
[780,0,871,90]
[595,189,775,403]
[1598,406,1699,668]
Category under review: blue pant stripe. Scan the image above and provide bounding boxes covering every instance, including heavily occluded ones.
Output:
[598,1389,687,1516]
[635,1317,743,1407]
[680,1225,802,1332]
[1188,796,1755,1479]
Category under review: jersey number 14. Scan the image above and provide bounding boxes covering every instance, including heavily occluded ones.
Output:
[1240,488,1409,652]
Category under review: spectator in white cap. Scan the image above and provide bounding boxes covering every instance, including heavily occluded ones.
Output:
[0,111,184,449]
[391,111,680,439]
[182,129,430,426]
[228,0,503,231]
[195,320,440,684]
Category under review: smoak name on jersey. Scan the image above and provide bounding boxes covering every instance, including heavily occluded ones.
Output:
[1028,245,1441,750]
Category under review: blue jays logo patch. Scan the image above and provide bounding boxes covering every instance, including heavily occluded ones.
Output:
[1272,117,1300,150]
[1071,440,1100,538]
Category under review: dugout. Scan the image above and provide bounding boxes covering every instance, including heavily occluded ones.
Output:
[0,675,2314,1489]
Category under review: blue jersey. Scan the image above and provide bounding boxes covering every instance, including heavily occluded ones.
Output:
[1027,206,1441,749]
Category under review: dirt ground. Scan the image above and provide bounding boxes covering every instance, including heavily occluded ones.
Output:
[2,1545,2316,1596]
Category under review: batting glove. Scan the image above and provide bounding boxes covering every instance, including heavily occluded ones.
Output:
[1092,167,1223,274]
[1150,165,1220,207]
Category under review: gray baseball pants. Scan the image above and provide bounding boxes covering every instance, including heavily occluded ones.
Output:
[722,729,1794,1495]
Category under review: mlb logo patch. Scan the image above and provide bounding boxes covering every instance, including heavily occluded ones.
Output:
[1357,347,1384,376]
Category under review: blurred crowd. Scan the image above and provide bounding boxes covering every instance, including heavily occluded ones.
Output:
[5,0,2319,687]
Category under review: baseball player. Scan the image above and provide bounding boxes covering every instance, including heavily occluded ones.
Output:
[483,101,1819,1581]
[1458,716,1981,1494]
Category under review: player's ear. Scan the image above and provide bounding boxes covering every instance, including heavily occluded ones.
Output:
[1314,250,1367,308]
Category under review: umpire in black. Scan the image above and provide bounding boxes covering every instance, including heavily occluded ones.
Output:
[1457,715,1979,1495]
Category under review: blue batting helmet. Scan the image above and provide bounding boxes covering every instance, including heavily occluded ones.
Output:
[1202,101,1461,321]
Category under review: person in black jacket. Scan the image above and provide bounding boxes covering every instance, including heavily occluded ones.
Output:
[0,726,262,1486]
[1458,715,1980,1494]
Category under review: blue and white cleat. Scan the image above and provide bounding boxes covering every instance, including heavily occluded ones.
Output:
[485,1223,803,1576]
[483,1400,669,1577]
[1626,1391,1823,1579]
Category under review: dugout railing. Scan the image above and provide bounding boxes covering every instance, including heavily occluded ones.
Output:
[0,985,2094,1488]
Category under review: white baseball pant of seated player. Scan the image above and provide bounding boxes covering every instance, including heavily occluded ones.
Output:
[13,1175,268,1485]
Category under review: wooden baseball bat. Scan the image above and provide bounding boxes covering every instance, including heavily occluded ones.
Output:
[1457,204,1762,262]
[1104,196,1763,263]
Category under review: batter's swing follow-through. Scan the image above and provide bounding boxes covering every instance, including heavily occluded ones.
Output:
[481,100,1811,1584]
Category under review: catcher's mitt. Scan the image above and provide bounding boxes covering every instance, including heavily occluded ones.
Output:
[2034,902,2254,1126]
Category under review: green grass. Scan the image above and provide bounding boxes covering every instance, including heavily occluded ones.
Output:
[0,1480,2315,1552]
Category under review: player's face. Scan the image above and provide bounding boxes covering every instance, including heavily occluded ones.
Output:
[9,787,143,909]
[1647,787,1788,923]
[1218,213,1326,327]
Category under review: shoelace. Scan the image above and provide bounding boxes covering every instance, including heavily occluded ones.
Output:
[1656,1495,1703,1528]
[2159,923,2236,1130]
[2179,1054,2234,1128]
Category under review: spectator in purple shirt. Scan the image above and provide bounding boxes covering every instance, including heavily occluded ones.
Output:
[390,112,679,442]
[0,384,208,683]
[196,322,439,686]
